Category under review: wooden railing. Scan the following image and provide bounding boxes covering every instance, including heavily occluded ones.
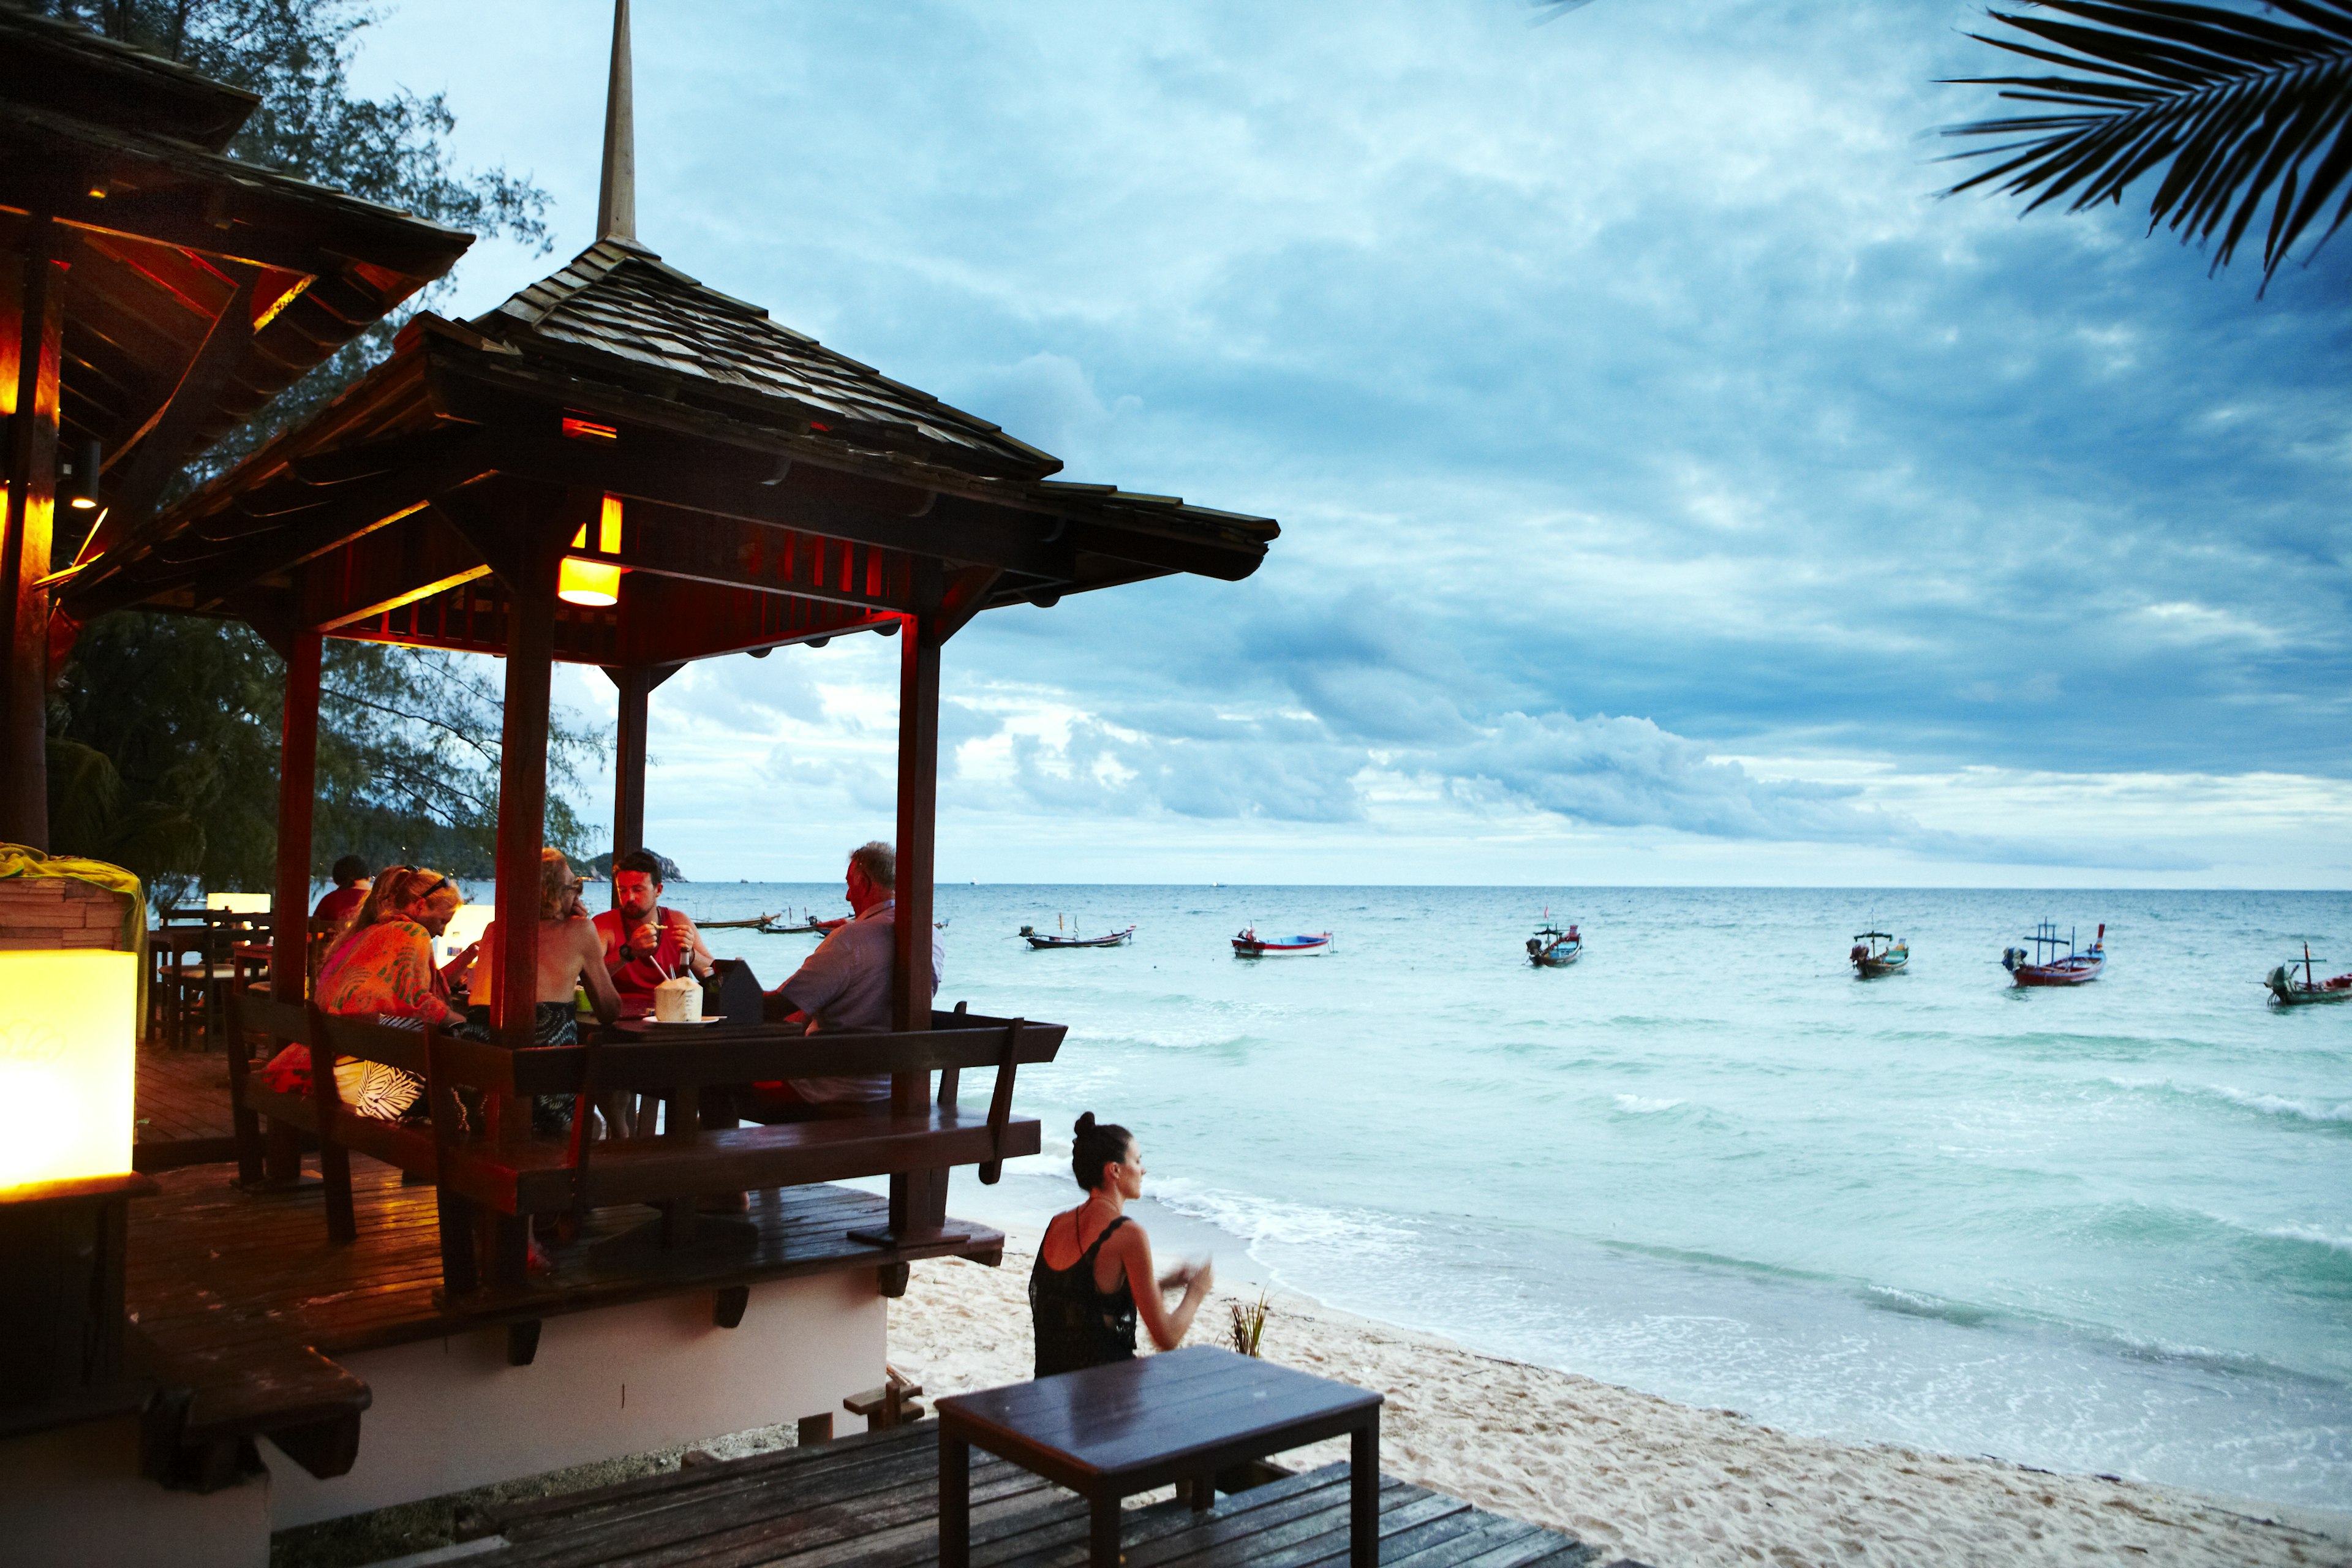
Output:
[226,988,1063,1297]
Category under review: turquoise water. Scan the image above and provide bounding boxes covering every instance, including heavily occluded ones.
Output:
[668,884,2352,1509]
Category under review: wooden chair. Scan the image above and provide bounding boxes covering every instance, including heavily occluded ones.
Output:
[225,987,317,1188]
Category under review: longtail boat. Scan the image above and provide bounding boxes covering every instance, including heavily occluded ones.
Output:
[1021,924,1136,949]
[2002,921,2104,987]
[1850,930,1908,978]
[1232,927,1331,957]
[1527,921,1581,967]
[698,910,783,930]
[2266,943,2352,1006]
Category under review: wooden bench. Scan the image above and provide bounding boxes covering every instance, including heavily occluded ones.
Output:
[230,987,1063,1298]
[417,1009,1062,1295]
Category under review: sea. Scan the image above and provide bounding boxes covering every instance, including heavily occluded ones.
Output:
[652,883,2351,1513]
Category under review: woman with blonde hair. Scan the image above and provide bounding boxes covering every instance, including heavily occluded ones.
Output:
[475,850,623,1137]
[315,865,473,1030]
[265,865,474,1118]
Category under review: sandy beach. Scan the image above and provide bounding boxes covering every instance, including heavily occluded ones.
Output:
[889,1235,2351,1568]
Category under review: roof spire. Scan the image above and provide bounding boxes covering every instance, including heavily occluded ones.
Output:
[596,0,636,243]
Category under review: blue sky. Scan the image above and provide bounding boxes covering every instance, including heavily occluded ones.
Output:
[350,0,2352,887]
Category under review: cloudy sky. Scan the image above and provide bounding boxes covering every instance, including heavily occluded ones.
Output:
[350,0,2352,887]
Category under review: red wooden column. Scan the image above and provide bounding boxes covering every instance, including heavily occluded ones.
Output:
[0,221,66,850]
[271,627,323,997]
[610,663,651,891]
[888,594,948,1237]
[601,662,678,904]
[491,493,570,1047]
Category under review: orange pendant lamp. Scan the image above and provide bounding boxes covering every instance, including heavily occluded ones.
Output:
[558,494,627,606]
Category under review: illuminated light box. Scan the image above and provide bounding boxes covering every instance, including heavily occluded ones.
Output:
[206,891,271,913]
[436,902,494,967]
[0,950,138,1189]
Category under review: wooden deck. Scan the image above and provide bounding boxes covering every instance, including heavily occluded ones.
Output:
[132,1043,243,1169]
[458,1422,1634,1568]
[123,1159,1006,1488]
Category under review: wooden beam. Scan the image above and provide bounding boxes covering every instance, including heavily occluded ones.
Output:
[617,574,883,668]
[74,268,256,565]
[300,507,492,631]
[932,565,1003,644]
[1,217,66,849]
[600,499,917,616]
[887,559,949,1240]
[469,424,1082,581]
[271,619,321,1001]
[68,429,497,618]
[491,488,571,1047]
[603,662,679,888]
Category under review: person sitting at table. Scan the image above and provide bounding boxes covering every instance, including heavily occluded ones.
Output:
[748,839,944,1118]
[593,848,713,1013]
[473,850,623,1136]
[315,866,472,1030]
[265,866,473,1118]
[1032,1113,1213,1376]
[318,864,480,996]
[312,855,372,938]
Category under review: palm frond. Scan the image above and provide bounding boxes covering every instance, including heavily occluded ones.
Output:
[1940,0,2352,284]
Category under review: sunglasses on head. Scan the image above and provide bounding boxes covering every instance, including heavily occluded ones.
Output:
[391,867,450,900]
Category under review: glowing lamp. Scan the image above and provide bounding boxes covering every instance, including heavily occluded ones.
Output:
[558,493,627,606]
[0,951,138,1189]
[206,891,271,913]
[437,902,494,967]
[558,557,622,606]
[62,439,102,510]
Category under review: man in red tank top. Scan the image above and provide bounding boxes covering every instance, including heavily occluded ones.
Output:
[592,848,713,1012]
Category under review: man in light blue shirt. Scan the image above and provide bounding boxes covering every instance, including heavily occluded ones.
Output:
[760,840,944,1112]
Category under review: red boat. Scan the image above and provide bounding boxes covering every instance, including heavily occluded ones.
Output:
[2002,921,2104,987]
[1232,927,1331,957]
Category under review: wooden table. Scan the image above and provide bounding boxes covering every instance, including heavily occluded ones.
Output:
[935,1346,1382,1568]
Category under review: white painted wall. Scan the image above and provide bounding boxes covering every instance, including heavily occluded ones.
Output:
[0,1414,271,1568]
[267,1270,884,1528]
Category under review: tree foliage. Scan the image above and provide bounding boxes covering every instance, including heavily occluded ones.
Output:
[50,620,608,908]
[27,0,553,472]
[29,1,609,903]
[1942,1,2352,285]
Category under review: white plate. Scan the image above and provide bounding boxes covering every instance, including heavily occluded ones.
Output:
[641,1014,725,1027]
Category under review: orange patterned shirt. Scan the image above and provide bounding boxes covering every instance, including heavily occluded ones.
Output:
[317,918,464,1027]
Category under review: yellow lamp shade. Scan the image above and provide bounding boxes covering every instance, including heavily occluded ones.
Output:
[558,556,622,606]
[0,951,137,1189]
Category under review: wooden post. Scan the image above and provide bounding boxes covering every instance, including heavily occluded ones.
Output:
[491,492,567,1047]
[610,664,650,886]
[0,221,66,850]
[272,628,322,999]
[888,590,946,1238]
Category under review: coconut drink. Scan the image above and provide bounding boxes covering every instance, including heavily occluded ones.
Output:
[652,974,703,1023]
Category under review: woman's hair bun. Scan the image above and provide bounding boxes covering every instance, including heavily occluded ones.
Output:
[1069,1112,1132,1189]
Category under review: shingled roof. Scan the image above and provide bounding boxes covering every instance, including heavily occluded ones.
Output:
[479,238,1059,482]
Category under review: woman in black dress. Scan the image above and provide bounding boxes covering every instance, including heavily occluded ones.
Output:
[1031,1114,1213,1376]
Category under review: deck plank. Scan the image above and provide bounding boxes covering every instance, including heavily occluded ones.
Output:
[461,1428,1589,1568]
[127,1161,1004,1360]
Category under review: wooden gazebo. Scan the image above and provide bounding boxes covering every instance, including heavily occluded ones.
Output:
[1,8,473,850]
[61,2,1276,1244]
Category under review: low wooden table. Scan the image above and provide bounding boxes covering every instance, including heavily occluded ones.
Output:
[936,1345,1382,1568]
